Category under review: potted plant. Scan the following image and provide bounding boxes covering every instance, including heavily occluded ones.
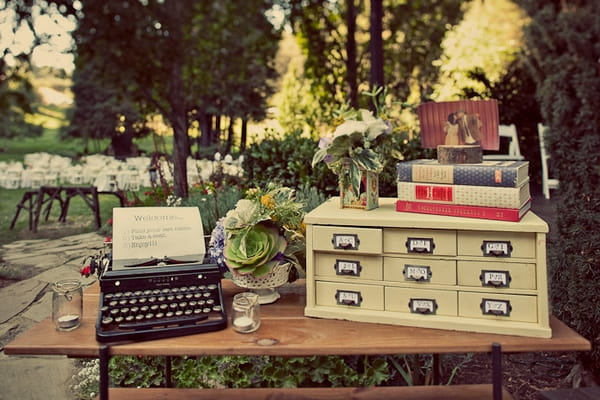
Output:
[208,184,306,304]
[311,88,399,210]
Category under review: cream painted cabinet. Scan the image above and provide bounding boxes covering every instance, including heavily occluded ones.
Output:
[304,198,552,338]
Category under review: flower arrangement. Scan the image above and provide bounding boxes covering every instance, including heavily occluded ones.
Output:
[311,88,399,202]
[209,184,306,280]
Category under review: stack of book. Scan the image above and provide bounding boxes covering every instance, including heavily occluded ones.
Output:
[395,159,531,222]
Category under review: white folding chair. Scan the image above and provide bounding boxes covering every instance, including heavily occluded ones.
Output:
[483,124,525,161]
[538,123,559,199]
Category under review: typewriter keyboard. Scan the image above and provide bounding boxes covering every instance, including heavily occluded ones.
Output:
[96,263,227,342]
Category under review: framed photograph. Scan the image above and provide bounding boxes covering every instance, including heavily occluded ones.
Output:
[418,99,500,150]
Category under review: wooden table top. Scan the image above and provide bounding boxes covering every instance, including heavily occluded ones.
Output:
[5,280,590,358]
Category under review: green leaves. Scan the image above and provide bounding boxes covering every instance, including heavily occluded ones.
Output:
[224,222,286,276]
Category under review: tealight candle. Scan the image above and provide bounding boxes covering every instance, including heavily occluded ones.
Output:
[52,279,83,332]
[231,292,260,333]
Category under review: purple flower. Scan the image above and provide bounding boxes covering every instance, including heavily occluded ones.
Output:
[318,137,332,149]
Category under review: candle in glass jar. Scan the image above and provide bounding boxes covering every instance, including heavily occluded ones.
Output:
[57,314,80,330]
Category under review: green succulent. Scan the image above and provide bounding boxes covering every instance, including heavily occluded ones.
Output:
[224,222,287,277]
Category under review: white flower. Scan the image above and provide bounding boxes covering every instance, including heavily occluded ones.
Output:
[333,120,368,138]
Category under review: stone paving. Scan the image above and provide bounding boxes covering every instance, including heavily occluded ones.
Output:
[0,232,104,400]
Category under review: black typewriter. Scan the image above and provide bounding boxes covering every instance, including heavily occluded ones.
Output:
[95,257,227,343]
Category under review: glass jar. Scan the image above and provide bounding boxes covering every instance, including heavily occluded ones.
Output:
[52,279,83,331]
[231,292,260,333]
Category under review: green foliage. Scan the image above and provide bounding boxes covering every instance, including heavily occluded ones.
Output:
[520,0,600,375]
[432,0,527,101]
[244,129,338,195]
[182,184,243,235]
[109,356,165,388]
[172,355,390,388]
[243,126,430,199]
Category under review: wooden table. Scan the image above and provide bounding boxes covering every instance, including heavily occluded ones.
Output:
[5,280,590,400]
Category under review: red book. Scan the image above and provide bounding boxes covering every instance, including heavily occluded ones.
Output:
[395,199,531,222]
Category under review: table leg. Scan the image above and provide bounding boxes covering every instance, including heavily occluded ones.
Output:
[492,342,502,400]
[432,354,441,385]
[165,356,172,388]
[99,345,110,400]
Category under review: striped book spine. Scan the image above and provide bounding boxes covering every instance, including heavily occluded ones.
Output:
[397,180,530,209]
[396,159,529,187]
[395,200,531,222]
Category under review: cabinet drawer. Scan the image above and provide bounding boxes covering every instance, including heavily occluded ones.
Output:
[384,257,456,285]
[316,281,384,310]
[459,292,538,323]
[312,226,382,254]
[383,229,456,256]
[315,253,383,280]
[385,287,457,316]
[457,231,536,259]
[457,261,536,290]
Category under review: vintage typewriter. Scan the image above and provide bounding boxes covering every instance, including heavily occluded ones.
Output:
[94,253,227,343]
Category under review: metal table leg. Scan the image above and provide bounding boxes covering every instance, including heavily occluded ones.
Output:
[99,345,110,400]
[492,342,502,400]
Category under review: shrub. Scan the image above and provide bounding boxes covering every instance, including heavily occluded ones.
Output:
[243,129,338,195]
[244,129,431,198]
[522,0,600,375]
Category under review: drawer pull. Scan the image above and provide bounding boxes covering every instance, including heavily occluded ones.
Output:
[403,265,432,282]
[335,290,362,307]
[480,299,512,316]
[332,234,360,250]
[481,240,513,257]
[479,270,511,288]
[406,238,435,254]
[334,260,362,277]
[409,298,438,315]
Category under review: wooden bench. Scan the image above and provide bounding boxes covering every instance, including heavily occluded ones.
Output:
[98,384,514,400]
[10,186,127,232]
[539,386,600,400]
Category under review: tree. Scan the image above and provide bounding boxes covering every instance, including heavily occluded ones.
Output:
[68,60,148,157]
[284,0,463,118]
[369,0,383,91]
[0,0,74,140]
[519,0,600,376]
[72,0,280,197]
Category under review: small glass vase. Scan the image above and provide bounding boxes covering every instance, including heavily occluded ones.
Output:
[339,159,379,210]
[231,292,260,333]
[52,279,83,331]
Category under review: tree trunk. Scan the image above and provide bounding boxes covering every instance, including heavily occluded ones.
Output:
[369,0,384,91]
[240,118,248,152]
[226,117,234,153]
[166,2,189,199]
[198,110,212,148]
[346,0,358,108]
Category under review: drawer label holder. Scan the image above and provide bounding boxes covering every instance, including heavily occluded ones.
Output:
[479,270,511,288]
[481,240,512,257]
[480,298,512,316]
[408,298,438,315]
[403,264,432,282]
[406,237,435,254]
[332,234,360,250]
[334,259,362,277]
[335,290,363,307]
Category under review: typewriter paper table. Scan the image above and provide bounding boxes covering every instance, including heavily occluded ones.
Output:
[5,280,590,400]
